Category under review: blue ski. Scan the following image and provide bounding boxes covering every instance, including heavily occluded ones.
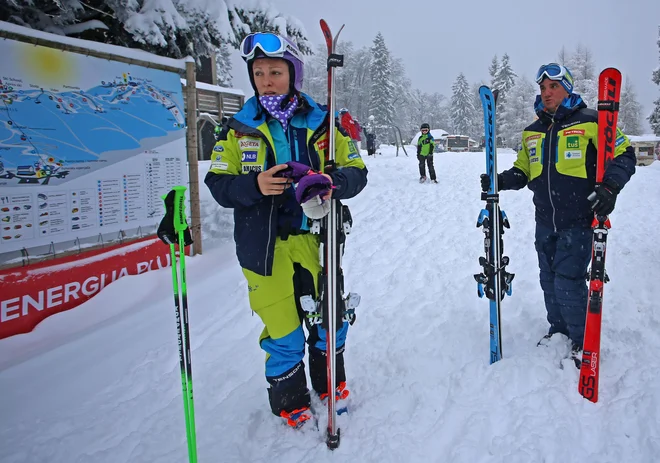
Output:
[474,86,514,364]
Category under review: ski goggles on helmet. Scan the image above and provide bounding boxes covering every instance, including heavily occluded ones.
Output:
[535,63,574,93]
[535,63,568,83]
[240,32,302,62]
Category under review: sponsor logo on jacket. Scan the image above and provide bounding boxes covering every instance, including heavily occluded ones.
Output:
[566,136,580,149]
[563,129,585,136]
[242,151,258,162]
[615,135,626,147]
[239,139,261,150]
[211,160,228,170]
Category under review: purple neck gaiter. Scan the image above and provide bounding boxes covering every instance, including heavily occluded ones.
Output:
[259,94,298,131]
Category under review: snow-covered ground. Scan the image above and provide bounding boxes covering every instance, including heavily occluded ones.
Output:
[2,147,659,463]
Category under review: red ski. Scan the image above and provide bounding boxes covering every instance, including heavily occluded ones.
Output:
[578,67,621,403]
[319,18,345,449]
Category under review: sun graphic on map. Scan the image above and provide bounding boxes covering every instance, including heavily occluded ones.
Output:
[21,45,74,87]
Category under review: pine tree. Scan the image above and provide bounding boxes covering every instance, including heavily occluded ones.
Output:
[649,26,660,136]
[567,44,597,107]
[450,73,475,136]
[619,78,643,135]
[215,42,233,87]
[556,46,570,67]
[492,53,517,103]
[470,82,486,141]
[390,56,413,133]
[498,76,537,149]
[489,55,499,86]
[369,32,395,143]
[302,44,329,103]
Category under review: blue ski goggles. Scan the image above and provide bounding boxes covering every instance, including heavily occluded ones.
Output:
[535,63,574,93]
[240,33,288,60]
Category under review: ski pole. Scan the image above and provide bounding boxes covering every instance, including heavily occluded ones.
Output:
[165,186,197,462]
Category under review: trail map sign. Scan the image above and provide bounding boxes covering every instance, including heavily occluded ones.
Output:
[0,39,187,254]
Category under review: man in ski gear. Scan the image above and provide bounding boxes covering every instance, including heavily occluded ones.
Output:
[480,63,635,367]
[417,123,437,183]
[365,131,376,156]
[204,32,368,428]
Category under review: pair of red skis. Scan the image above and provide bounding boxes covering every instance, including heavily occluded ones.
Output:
[578,67,622,403]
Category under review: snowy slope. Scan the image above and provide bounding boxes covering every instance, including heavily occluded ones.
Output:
[1,147,659,463]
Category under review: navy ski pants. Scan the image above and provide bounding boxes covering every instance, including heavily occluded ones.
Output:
[534,223,592,346]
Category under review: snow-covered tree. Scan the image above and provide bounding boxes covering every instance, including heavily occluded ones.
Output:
[469,82,486,141]
[0,0,311,64]
[492,53,517,103]
[619,78,643,135]
[389,56,415,135]
[215,42,233,86]
[488,55,499,86]
[302,43,328,103]
[449,73,475,136]
[567,44,597,107]
[498,76,537,149]
[556,46,570,67]
[407,90,447,139]
[369,32,395,143]
[649,26,660,136]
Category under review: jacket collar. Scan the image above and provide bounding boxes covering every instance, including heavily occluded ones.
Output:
[233,93,327,132]
[534,93,586,124]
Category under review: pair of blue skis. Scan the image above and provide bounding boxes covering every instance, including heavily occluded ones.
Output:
[474,87,514,364]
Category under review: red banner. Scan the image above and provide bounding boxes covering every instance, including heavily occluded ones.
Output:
[0,237,182,340]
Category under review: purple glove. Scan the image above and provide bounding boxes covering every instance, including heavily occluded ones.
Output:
[295,173,332,204]
[274,161,311,183]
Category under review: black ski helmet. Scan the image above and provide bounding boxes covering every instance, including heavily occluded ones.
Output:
[420,123,430,130]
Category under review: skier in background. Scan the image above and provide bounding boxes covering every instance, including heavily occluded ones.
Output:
[204,32,368,428]
[479,63,636,367]
[338,108,361,142]
[417,123,437,183]
[366,131,376,156]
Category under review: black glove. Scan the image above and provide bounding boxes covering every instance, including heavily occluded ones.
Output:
[480,174,491,192]
[157,190,193,246]
[589,180,620,216]
[480,173,506,192]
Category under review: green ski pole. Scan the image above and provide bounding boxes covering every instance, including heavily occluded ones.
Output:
[164,186,198,463]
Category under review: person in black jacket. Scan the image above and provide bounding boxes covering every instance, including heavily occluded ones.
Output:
[480,63,635,367]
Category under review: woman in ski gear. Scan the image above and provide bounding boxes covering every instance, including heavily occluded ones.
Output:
[480,63,635,366]
[417,123,437,183]
[205,32,368,427]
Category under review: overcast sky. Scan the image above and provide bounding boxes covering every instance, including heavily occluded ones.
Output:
[233,0,660,133]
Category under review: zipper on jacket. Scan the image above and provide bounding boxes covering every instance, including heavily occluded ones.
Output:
[292,127,300,162]
[264,197,275,275]
[546,121,558,231]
